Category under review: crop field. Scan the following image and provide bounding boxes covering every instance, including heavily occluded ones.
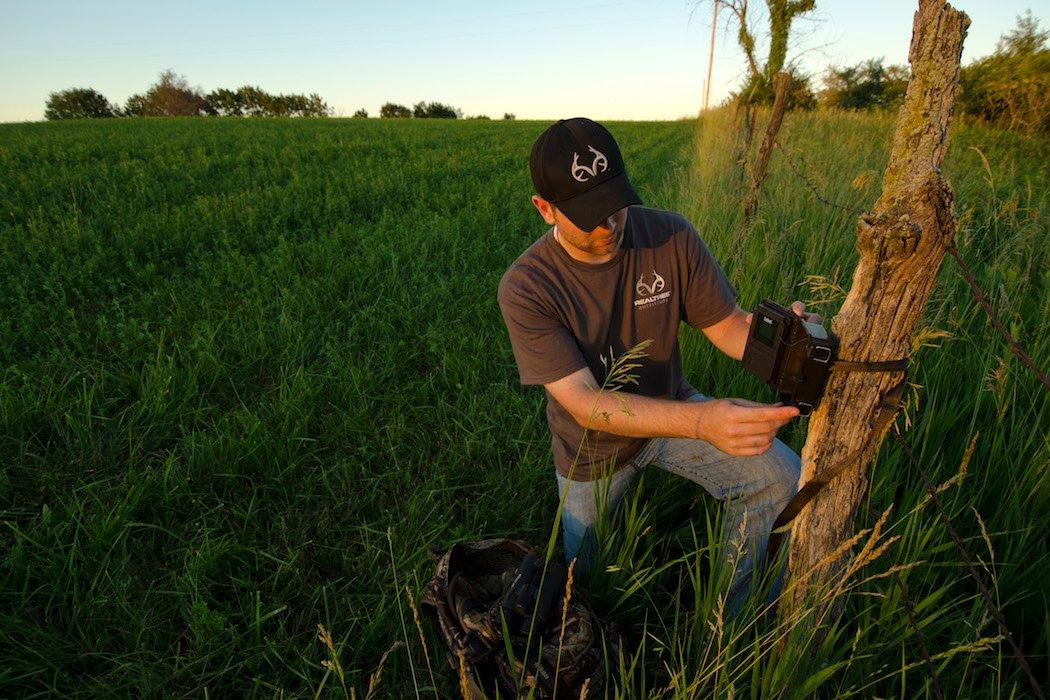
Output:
[0,113,1046,697]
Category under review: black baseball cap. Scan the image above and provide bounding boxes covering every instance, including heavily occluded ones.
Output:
[529,118,642,232]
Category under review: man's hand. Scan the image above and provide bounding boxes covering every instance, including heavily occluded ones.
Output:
[789,301,823,325]
[693,398,799,456]
[546,366,800,447]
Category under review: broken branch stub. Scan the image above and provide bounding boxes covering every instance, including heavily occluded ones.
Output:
[781,0,970,618]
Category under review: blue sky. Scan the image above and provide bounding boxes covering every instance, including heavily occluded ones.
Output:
[0,1,1041,122]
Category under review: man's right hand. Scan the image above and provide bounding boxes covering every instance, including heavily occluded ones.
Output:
[693,398,799,456]
[545,366,800,446]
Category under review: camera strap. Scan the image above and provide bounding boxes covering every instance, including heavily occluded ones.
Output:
[762,357,908,574]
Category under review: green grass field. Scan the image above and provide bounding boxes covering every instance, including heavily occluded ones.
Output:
[0,113,1046,697]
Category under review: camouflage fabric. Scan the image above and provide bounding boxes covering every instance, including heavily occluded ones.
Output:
[420,538,624,699]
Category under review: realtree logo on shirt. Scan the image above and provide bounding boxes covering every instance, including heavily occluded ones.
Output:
[634,270,671,308]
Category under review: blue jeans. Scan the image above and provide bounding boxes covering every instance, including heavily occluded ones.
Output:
[555,393,801,606]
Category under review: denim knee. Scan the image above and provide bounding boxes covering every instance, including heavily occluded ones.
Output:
[556,466,637,575]
[561,509,598,574]
[766,439,802,504]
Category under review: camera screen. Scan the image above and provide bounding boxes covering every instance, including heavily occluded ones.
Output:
[756,315,775,345]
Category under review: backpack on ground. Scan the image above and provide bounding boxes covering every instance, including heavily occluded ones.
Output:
[420,538,624,698]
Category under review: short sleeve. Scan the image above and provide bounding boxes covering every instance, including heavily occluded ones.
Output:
[679,222,737,329]
[497,272,588,386]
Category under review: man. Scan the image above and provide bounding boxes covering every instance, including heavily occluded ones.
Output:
[497,118,820,604]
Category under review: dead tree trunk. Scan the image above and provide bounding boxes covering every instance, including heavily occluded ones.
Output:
[741,72,791,225]
[731,100,758,190]
[780,0,970,618]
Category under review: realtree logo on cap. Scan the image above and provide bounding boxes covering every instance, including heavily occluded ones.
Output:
[570,146,608,183]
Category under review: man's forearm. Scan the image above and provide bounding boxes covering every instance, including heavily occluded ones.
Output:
[703,307,753,361]
[567,389,704,439]
[725,311,753,361]
[546,368,800,457]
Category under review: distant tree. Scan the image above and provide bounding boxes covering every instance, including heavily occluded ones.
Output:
[272,93,297,116]
[412,101,462,119]
[44,88,115,120]
[353,108,368,118]
[790,73,817,110]
[502,113,516,120]
[123,93,148,117]
[734,68,816,109]
[128,70,209,116]
[121,78,330,118]
[821,59,909,110]
[467,114,491,120]
[715,0,817,223]
[237,86,272,117]
[227,87,329,117]
[715,0,816,106]
[881,64,910,107]
[205,88,243,116]
[959,10,1048,133]
[380,102,411,118]
[998,8,1046,55]
[301,93,331,117]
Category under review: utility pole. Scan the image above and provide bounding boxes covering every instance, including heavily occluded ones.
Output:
[703,1,718,111]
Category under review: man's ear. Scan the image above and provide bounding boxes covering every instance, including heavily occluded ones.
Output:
[531,195,557,225]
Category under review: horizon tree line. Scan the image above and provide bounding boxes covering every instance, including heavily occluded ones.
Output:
[45,71,332,120]
[42,14,1047,134]
[44,70,507,122]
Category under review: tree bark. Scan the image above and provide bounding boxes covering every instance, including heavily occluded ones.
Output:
[780,0,970,619]
[742,72,791,225]
[730,100,759,196]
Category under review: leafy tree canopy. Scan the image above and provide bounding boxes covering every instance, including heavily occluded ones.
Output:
[206,86,330,117]
[44,88,115,120]
[412,101,462,119]
[959,10,1048,133]
[734,69,816,109]
[821,59,909,111]
[720,0,816,105]
[124,70,209,117]
[379,102,411,118]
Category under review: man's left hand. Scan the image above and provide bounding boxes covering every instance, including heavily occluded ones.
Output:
[790,301,823,326]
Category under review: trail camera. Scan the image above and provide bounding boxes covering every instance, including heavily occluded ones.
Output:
[742,299,839,416]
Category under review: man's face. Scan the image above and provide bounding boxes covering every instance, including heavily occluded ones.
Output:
[531,195,628,261]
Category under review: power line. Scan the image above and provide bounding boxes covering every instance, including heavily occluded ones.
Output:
[6,12,682,64]
[0,0,668,53]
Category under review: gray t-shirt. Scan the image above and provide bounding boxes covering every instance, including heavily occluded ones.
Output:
[497,206,737,481]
